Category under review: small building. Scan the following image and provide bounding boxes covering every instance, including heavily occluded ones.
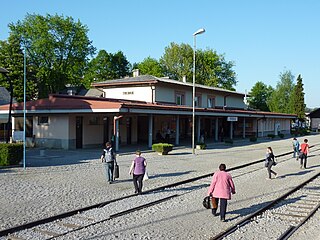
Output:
[0,75,296,150]
[307,108,320,131]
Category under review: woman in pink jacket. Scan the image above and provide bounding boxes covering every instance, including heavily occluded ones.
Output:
[207,163,236,222]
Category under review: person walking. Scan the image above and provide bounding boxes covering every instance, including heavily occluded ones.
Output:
[299,139,310,169]
[292,138,300,160]
[100,142,116,184]
[129,150,147,194]
[207,163,236,222]
[265,147,277,179]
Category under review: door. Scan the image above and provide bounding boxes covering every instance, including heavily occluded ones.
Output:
[76,116,83,149]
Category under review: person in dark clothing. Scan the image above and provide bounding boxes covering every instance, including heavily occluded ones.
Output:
[129,150,147,194]
[265,147,277,179]
[100,142,116,184]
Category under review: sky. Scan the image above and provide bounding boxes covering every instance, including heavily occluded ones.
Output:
[1,0,319,108]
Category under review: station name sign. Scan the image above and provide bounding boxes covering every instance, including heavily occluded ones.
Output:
[227,116,238,122]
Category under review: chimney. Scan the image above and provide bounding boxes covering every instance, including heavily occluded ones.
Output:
[133,69,140,77]
[182,76,187,83]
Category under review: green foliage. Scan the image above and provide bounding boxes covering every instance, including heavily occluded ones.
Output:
[160,42,193,81]
[267,134,275,139]
[224,138,233,144]
[84,50,130,85]
[248,81,274,111]
[291,74,306,121]
[268,70,295,113]
[249,136,257,142]
[0,34,37,101]
[0,143,23,166]
[152,143,173,155]
[135,57,164,77]
[278,133,284,138]
[159,42,237,90]
[9,13,96,98]
[196,143,206,149]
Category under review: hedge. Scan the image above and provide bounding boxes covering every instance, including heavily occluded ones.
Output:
[152,143,173,155]
[0,143,23,166]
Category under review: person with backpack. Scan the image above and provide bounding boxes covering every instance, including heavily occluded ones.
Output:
[207,163,236,222]
[299,139,310,169]
[265,147,277,180]
[292,138,300,160]
[129,150,147,194]
[100,142,116,184]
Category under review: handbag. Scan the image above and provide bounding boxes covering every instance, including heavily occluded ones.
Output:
[114,163,119,179]
[203,196,211,209]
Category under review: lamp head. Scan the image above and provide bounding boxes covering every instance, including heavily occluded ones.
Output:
[193,28,206,36]
[0,67,9,74]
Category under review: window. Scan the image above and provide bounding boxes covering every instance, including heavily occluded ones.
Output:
[207,97,215,108]
[38,116,49,125]
[175,92,185,105]
[195,95,202,107]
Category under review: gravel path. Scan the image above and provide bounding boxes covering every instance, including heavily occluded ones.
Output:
[1,135,319,239]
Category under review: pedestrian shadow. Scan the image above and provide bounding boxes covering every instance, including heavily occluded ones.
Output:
[305,164,320,169]
[151,171,195,178]
[277,170,312,179]
[227,196,303,221]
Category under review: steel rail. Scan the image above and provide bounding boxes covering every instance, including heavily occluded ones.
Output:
[210,172,320,240]
[278,201,320,240]
[0,145,317,237]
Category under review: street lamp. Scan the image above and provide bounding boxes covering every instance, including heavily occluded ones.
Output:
[192,28,205,154]
[0,67,13,144]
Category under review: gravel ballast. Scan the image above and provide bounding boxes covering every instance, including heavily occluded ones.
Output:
[1,135,320,239]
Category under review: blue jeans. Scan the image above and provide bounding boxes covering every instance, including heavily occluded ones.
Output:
[293,147,299,158]
[104,162,114,182]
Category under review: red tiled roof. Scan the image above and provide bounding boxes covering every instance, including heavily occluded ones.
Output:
[0,94,296,118]
[0,94,123,111]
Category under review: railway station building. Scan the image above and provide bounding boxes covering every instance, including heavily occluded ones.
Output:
[0,73,296,150]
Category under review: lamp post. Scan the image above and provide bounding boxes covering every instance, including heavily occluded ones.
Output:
[0,67,13,144]
[192,28,205,154]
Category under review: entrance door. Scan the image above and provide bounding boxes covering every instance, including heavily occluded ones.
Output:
[76,116,83,149]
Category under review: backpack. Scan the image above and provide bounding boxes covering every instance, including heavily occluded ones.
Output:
[104,148,114,162]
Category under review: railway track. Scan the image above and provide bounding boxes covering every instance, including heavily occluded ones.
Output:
[211,172,320,240]
[1,145,319,240]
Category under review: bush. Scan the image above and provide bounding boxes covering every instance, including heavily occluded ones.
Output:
[152,143,173,155]
[278,133,284,138]
[267,134,275,139]
[249,136,257,142]
[196,143,206,149]
[0,143,23,166]
[224,138,233,144]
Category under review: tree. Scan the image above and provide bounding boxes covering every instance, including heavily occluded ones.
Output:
[197,50,237,90]
[84,50,130,84]
[291,74,305,121]
[134,57,164,77]
[160,42,193,81]
[248,81,274,111]
[9,13,96,98]
[0,34,37,101]
[159,42,237,90]
[268,70,295,113]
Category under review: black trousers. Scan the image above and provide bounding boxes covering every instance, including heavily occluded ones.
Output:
[133,174,144,193]
[212,198,228,220]
[300,154,308,168]
[267,161,277,179]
